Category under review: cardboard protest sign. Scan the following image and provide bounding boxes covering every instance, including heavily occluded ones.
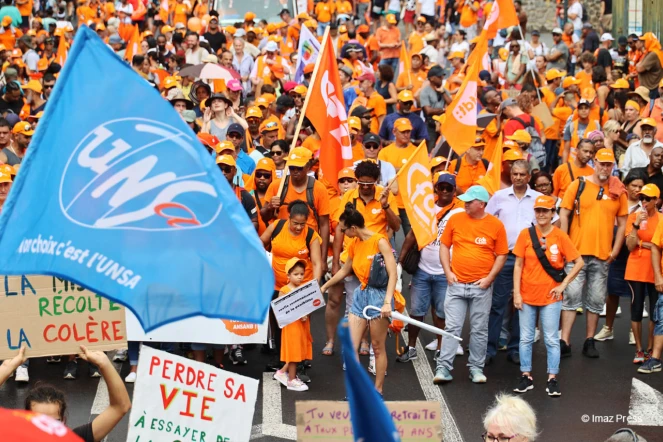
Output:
[271,280,325,328]
[126,310,268,344]
[0,275,126,359]
[127,346,258,442]
[295,401,442,441]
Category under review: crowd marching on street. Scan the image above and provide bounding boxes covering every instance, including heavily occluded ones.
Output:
[0,0,662,441]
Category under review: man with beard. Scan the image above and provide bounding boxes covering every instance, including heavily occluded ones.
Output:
[0,120,32,165]
[622,118,663,176]
[631,145,663,200]
[0,167,11,212]
[379,90,427,145]
[244,106,265,157]
[552,138,595,199]
[203,15,226,54]
[23,80,46,115]
[0,81,23,116]
[41,73,56,100]
[156,34,173,64]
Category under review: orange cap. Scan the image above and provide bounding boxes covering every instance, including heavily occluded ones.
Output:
[285,257,306,274]
[293,85,308,95]
[430,156,448,168]
[394,118,413,132]
[594,148,615,163]
[1,16,12,27]
[286,147,313,167]
[447,51,465,60]
[397,89,414,102]
[11,48,22,58]
[255,97,270,108]
[581,87,597,102]
[386,14,397,24]
[348,116,361,131]
[506,129,532,144]
[266,23,277,34]
[502,149,524,161]
[303,63,315,74]
[162,76,179,89]
[246,106,263,118]
[0,170,12,184]
[269,63,285,79]
[161,25,174,33]
[255,157,276,172]
[216,154,236,167]
[357,24,369,33]
[562,76,582,88]
[197,133,220,151]
[245,11,256,21]
[224,26,236,34]
[639,183,661,198]
[23,80,42,93]
[533,195,556,210]
[36,58,49,71]
[12,121,34,136]
[611,78,630,89]
[641,117,657,128]
[545,68,566,81]
[259,119,279,133]
[338,167,356,180]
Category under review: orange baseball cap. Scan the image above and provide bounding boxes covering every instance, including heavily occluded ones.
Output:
[161,25,174,33]
[348,116,361,131]
[12,121,34,136]
[162,76,179,89]
[562,76,582,88]
[246,106,263,119]
[386,14,397,24]
[285,257,306,274]
[639,183,661,198]
[338,167,356,180]
[217,140,235,154]
[641,117,657,128]
[507,130,532,144]
[224,26,236,35]
[533,195,556,210]
[197,133,220,151]
[245,11,256,21]
[266,23,277,34]
[270,64,285,79]
[293,85,308,95]
[259,120,279,133]
[430,156,448,169]
[36,58,49,71]
[297,12,310,19]
[357,24,369,33]
[216,154,236,167]
[503,140,519,150]
[26,111,43,121]
[502,149,524,161]
[303,63,315,74]
[594,148,615,163]
[397,89,414,102]
[545,68,566,81]
[255,97,270,108]
[255,157,276,172]
[286,147,313,167]
[611,78,630,89]
[11,48,22,58]
[0,163,15,176]
[23,80,42,94]
[1,16,12,27]
[447,51,465,60]
[0,170,12,184]
[339,25,347,34]
[394,118,413,132]
[432,114,446,124]
[581,87,597,102]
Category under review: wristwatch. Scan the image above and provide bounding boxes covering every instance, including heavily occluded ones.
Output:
[633,223,640,230]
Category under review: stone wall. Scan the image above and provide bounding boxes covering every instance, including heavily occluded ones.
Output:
[523,0,601,32]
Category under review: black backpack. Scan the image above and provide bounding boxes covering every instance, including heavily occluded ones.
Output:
[279,175,320,228]
[270,219,315,254]
[454,154,489,174]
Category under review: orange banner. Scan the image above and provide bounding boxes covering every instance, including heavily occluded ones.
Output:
[476,133,503,196]
[56,35,67,66]
[441,31,489,156]
[396,142,437,249]
[399,42,411,82]
[124,25,140,61]
[304,32,353,189]
[483,0,520,40]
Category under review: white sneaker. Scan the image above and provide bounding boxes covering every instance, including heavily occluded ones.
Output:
[616,306,622,315]
[125,372,137,383]
[425,339,438,351]
[629,330,636,345]
[273,370,288,387]
[456,344,464,356]
[367,355,387,376]
[534,328,541,343]
[594,325,614,341]
[600,304,607,317]
[287,378,309,391]
[643,308,649,318]
[15,366,29,382]
[113,348,128,362]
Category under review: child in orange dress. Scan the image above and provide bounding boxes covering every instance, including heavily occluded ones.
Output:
[273,258,313,392]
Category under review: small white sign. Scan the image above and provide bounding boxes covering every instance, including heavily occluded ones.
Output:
[271,280,325,328]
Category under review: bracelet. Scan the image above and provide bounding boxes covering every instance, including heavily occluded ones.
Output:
[382,204,390,210]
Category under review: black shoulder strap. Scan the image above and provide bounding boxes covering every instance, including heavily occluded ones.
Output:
[305,227,314,252]
[567,162,574,182]
[271,219,287,241]
[306,176,320,229]
[352,197,358,209]
[512,116,531,129]
[528,226,565,282]
[279,176,290,205]
[599,107,605,121]
[481,158,489,170]
[454,154,463,174]
[572,176,586,223]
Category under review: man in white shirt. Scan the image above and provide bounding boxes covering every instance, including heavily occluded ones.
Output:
[622,118,663,176]
[185,33,209,65]
[567,0,584,37]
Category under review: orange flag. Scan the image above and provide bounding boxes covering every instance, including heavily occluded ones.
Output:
[476,134,504,196]
[483,0,520,39]
[56,35,67,66]
[441,31,489,156]
[304,31,353,189]
[124,25,141,61]
[396,141,437,249]
[399,42,411,82]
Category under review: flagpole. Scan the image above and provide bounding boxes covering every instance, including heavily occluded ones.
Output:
[388,140,427,189]
[275,26,331,198]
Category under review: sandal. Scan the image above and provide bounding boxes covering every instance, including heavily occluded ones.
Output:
[359,340,370,356]
[322,341,334,356]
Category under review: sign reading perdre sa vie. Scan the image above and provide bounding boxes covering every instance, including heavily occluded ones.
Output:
[271,280,325,328]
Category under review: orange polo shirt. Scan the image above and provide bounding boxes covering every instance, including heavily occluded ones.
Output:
[378,142,417,208]
[315,0,335,23]
[448,156,488,193]
[375,25,400,59]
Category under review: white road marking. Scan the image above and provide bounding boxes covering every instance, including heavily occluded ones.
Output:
[90,353,123,442]
[250,372,297,440]
[629,377,663,426]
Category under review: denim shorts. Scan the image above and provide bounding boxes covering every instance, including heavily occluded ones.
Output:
[191,343,226,351]
[410,269,447,319]
[654,293,663,337]
[350,285,393,320]
[563,255,609,314]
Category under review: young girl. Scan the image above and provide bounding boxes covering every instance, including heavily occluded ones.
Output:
[274,258,313,392]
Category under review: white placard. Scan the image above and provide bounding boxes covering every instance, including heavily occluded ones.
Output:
[127,346,258,442]
[271,280,325,328]
[126,310,268,344]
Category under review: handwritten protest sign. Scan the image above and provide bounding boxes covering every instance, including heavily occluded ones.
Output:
[295,401,442,441]
[0,275,126,359]
[271,280,325,328]
[127,346,258,442]
[126,310,268,344]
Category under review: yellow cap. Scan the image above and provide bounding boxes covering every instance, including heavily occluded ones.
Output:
[216,140,235,154]
[641,117,657,128]
[545,68,566,81]
[216,154,236,167]
[397,89,415,102]
[348,116,361,131]
[394,118,413,132]
[386,14,397,24]
[286,147,313,167]
[285,257,306,274]
[595,148,615,163]
[639,183,661,198]
[338,167,356,180]
[246,106,263,119]
[506,129,532,144]
[502,149,524,161]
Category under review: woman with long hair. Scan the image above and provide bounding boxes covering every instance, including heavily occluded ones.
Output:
[202,92,248,141]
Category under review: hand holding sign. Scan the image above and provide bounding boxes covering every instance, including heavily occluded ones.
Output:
[271,280,326,328]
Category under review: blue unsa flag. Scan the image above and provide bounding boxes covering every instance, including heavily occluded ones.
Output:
[0,26,274,331]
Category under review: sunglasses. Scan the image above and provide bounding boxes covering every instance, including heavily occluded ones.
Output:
[435,184,454,192]
[338,178,356,184]
[364,144,380,150]
[43,84,55,89]
[360,115,372,120]
[357,181,376,187]
[264,122,278,129]
[534,182,551,188]
[271,150,284,156]
[289,166,304,172]
[639,195,655,202]
[256,172,271,179]
[227,132,243,139]
[219,165,233,174]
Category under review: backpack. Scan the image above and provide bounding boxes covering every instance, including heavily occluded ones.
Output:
[528,226,567,283]
[279,175,320,228]
[270,219,315,253]
[454,155,490,174]
[512,116,546,167]
[569,176,587,226]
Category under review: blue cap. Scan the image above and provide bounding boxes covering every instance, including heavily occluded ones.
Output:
[458,185,490,203]
[436,173,456,187]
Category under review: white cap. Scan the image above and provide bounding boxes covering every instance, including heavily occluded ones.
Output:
[265,41,278,52]
[600,33,614,42]
[552,27,563,34]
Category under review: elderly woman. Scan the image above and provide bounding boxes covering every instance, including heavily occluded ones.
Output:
[483,394,538,441]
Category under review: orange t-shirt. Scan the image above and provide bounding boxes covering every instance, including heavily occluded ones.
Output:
[575,70,593,93]
[440,212,509,283]
[378,143,418,208]
[337,187,395,236]
[448,157,488,193]
[552,161,594,200]
[624,211,662,283]
[560,179,628,260]
[335,0,352,15]
[408,31,425,55]
[347,233,387,287]
[351,141,365,163]
[77,5,97,24]
[173,3,188,26]
[264,177,331,232]
[314,1,335,23]
[459,2,479,27]
[513,226,580,306]
[270,221,322,290]
[17,0,33,16]
[396,70,426,96]
[375,25,401,59]
[367,91,387,133]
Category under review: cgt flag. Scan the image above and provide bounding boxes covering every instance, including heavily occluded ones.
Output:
[304,31,353,189]
[396,141,437,249]
[483,0,520,39]
[441,31,489,156]
[0,26,274,331]
[294,24,321,83]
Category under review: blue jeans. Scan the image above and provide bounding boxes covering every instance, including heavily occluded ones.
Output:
[519,302,562,374]
[128,341,175,366]
[544,139,559,172]
[487,254,519,357]
[317,22,329,36]
[380,57,400,75]
[398,208,411,237]
[410,269,448,318]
